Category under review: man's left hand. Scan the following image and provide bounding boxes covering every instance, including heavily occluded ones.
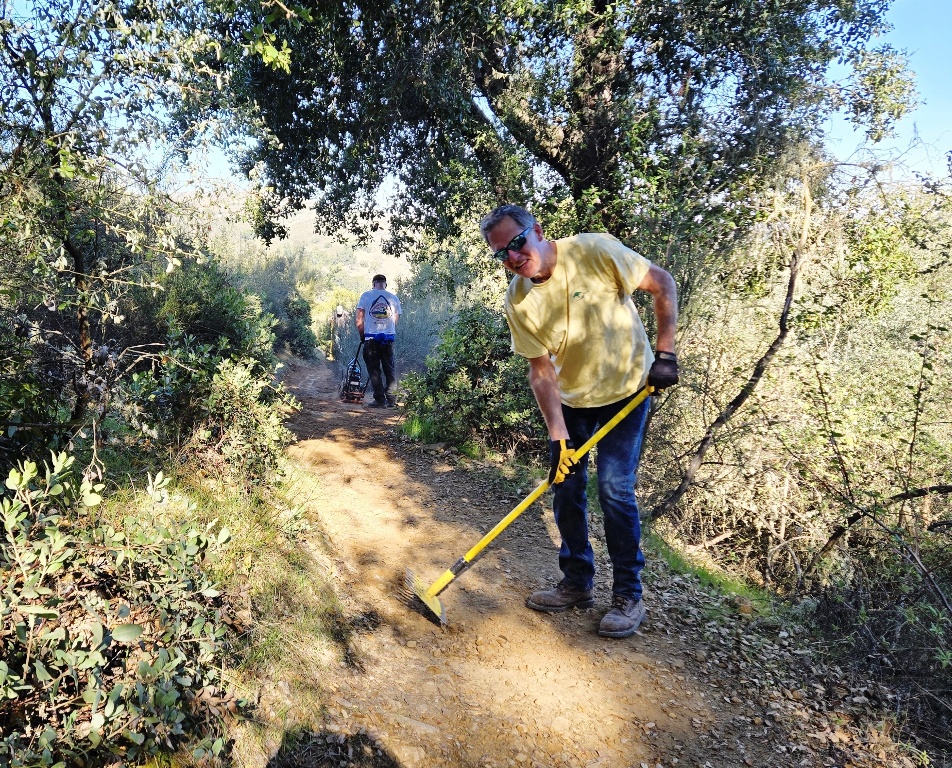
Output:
[648,351,679,391]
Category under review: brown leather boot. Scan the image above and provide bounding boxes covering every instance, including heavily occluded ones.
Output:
[525,580,594,613]
[598,595,645,638]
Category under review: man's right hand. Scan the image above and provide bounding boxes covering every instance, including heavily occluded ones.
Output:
[549,439,579,484]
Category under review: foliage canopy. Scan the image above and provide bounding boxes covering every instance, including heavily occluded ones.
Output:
[229,0,914,273]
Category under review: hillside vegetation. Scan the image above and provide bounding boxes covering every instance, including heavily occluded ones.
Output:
[1,1,949,766]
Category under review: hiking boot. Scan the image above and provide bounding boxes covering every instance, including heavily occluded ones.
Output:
[526,579,594,613]
[367,400,386,408]
[598,595,645,638]
[385,397,398,408]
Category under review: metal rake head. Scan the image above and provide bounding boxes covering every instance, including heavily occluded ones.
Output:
[404,569,446,626]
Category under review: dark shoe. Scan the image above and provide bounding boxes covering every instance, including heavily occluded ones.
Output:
[385,398,398,408]
[526,579,594,613]
[598,595,645,638]
[367,400,386,408]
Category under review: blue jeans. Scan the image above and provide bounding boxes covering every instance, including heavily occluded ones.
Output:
[553,393,649,600]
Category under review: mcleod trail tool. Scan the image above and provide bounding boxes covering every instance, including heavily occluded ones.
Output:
[406,384,655,625]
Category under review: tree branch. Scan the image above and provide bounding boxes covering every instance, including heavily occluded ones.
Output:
[889,484,952,503]
[812,488,952,562]
[649,172,812,520]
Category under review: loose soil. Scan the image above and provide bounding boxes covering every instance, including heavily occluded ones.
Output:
[252,357,908,768]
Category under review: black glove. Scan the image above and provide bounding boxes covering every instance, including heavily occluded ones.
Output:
[549,438,579,484]
[647,350,679,391]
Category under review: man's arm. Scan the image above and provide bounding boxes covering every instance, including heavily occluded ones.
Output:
[528,355,570,440]
[637,263,678,352]
[529,354,582,483]
[355,308,365,338]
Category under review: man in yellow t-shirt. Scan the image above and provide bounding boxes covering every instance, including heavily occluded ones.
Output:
[480,204,679,638]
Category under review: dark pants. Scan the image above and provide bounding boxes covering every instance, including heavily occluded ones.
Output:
[363,340,396,403]
[553,393,650,600]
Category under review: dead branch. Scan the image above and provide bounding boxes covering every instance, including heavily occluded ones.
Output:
[649,172,812,521]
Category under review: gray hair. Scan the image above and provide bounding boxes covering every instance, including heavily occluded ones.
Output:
[479,204,536,243]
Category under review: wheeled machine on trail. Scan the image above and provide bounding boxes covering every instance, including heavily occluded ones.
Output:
[338,341,367,404]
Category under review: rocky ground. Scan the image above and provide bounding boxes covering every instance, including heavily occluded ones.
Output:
[241,357,915,768]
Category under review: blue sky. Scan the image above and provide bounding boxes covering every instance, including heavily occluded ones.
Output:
[824,0,952,176]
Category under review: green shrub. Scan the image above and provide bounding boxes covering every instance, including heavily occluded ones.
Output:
[812,528,952,751]
[146,261,277,369]
[280,293,318,359]
[0,453,237,766]
[401,413,440,444]
[312,288,360,361]
[0,327,68,477]
[121,333,218,445]
[123,347,295,486]
[186,358,296,483]
[401,304,541,453]
[120,260,295,484]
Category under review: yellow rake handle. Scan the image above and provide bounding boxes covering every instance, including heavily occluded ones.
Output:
[424,384,654,598]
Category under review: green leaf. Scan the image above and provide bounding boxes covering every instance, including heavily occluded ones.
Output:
[6,469,23,490]
[19,605,59,619]
[33,661,53,682]
[82,492,102,507]
[111,624,144,643]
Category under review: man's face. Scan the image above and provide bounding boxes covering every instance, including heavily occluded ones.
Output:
[486,217,543,280]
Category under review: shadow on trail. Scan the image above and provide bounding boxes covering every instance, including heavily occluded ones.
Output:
[265,728,399,768]
[278,359,771,767]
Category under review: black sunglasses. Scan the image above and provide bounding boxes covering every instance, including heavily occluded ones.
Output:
[491,224,533,262]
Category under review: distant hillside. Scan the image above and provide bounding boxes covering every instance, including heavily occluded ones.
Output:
[207,192,410,291]
[282,208,410,283]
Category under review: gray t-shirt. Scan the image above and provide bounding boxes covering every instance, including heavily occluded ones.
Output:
[357,289,402,341]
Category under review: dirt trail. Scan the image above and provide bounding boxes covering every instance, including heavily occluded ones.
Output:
[265,358,838,768]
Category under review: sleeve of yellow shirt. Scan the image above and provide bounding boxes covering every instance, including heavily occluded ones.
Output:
[595,234,652,294]
[506,311,549,359]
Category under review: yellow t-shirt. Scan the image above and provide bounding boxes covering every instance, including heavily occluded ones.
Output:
[504,233,654,408]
